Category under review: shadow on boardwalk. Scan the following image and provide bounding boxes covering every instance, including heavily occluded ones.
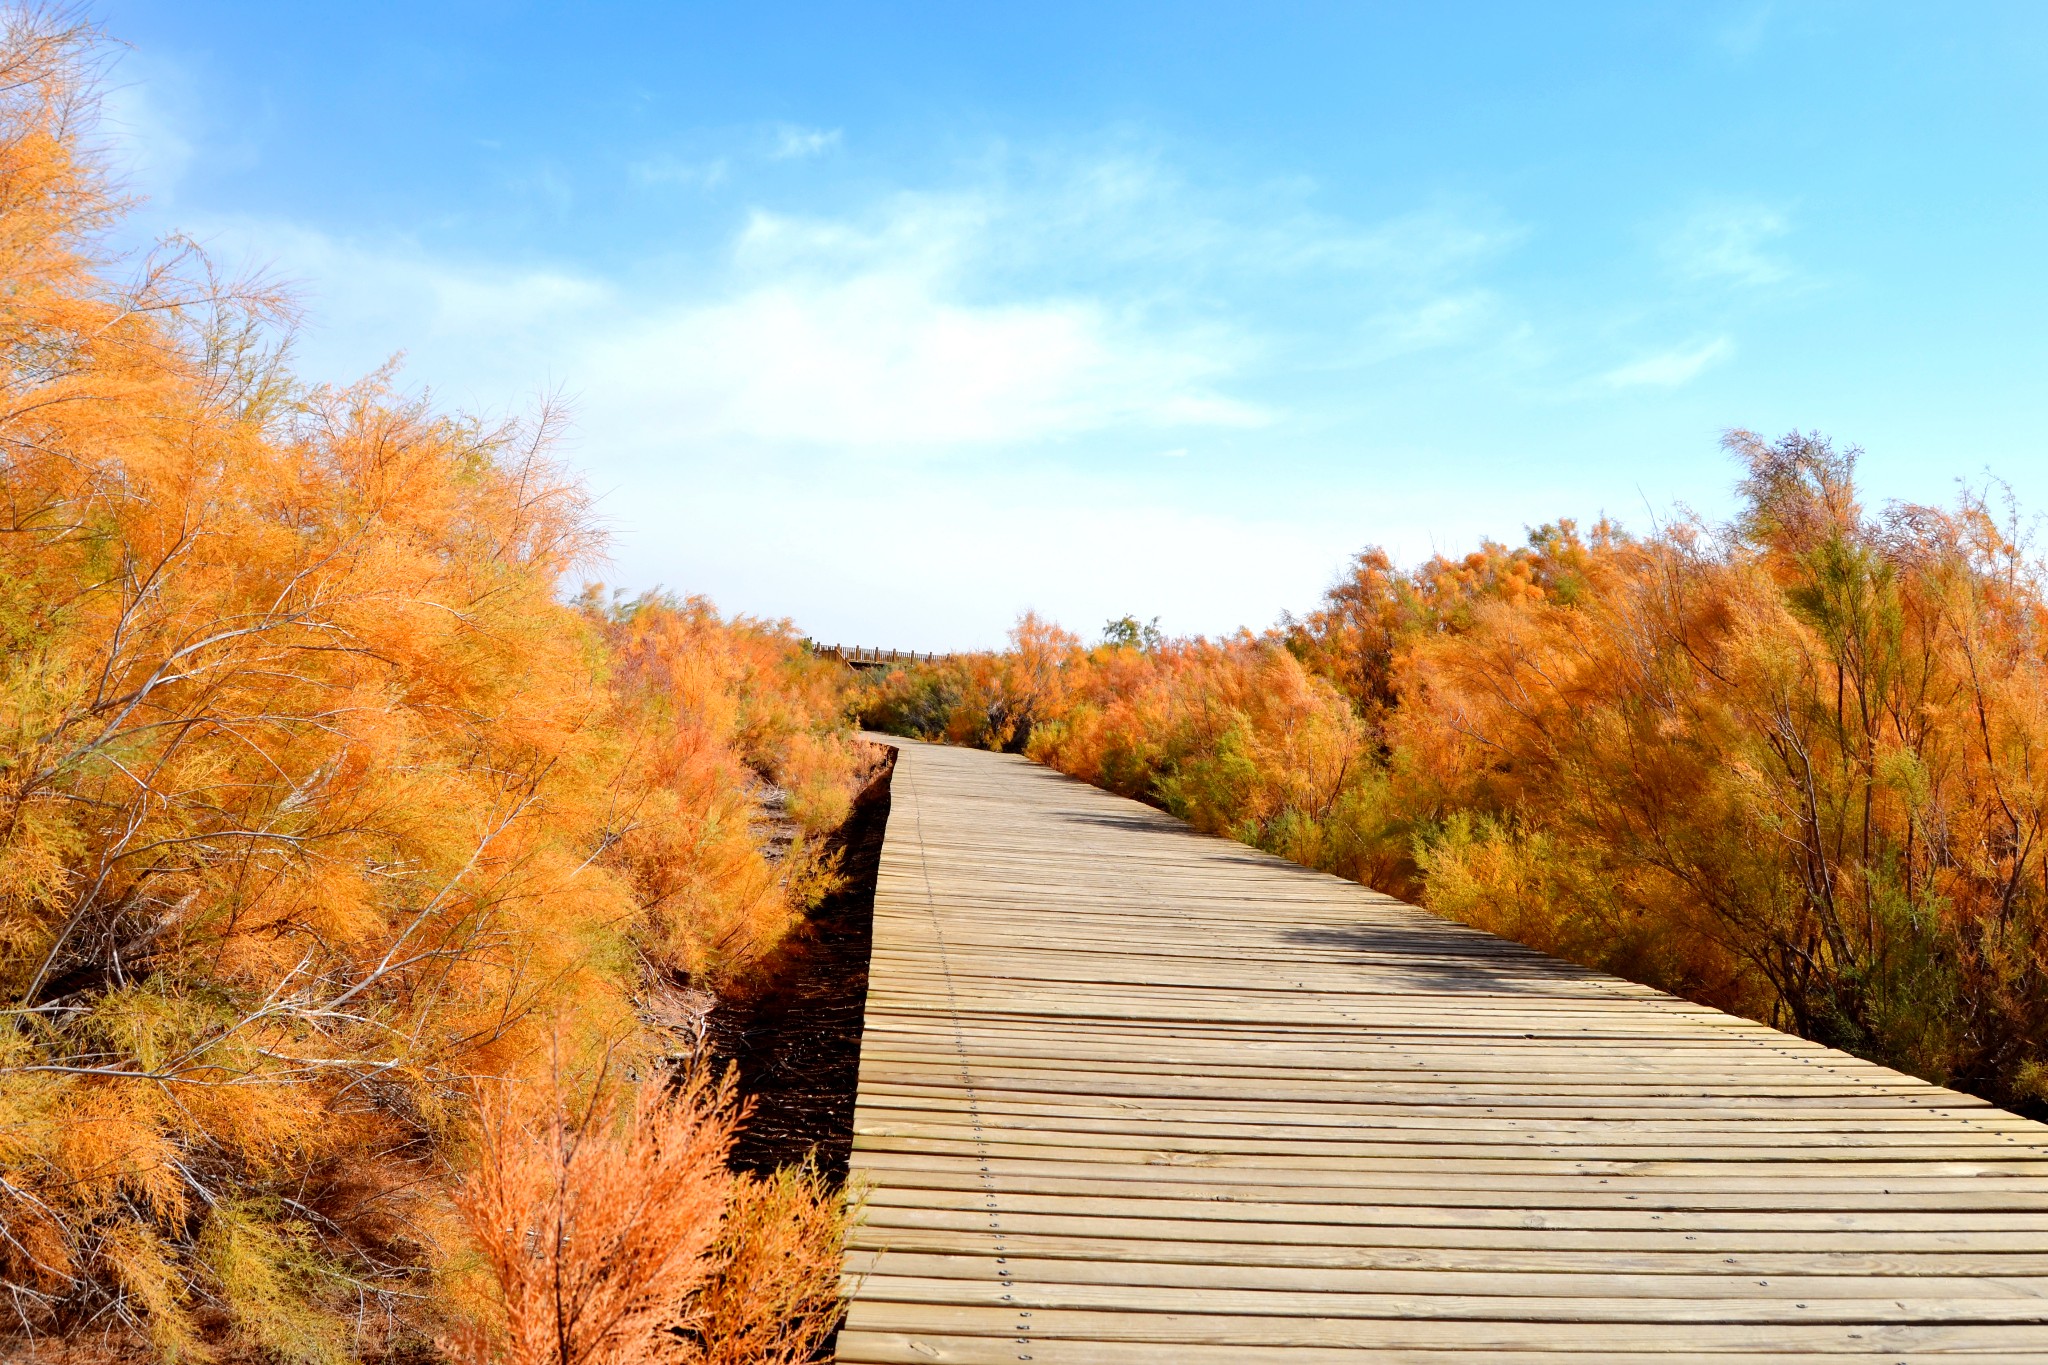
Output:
[1282,920,1575,995]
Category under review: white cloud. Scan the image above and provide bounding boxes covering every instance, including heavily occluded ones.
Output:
[631,155,729,189]
[1286,210,1520,278]
[583,282,1263,449]
[769,124,842,160]
[144,139,1606,643]
[1667,202,1793,287]
[101,65,199,203]
[627,124,839,190]
[194,172,1272,454]
[599,459,1360,649]
[206,221,608,334]
[1712,4,1775,59]
[1601,337,1733,389]
[733,199,988,277]
[1359,290,1498,357]
[507,163,576,215]
[575,194,1266,449]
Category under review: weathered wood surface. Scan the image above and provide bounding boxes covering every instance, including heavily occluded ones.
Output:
[837,737,2048,1362]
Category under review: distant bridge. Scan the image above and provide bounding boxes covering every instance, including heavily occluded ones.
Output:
[812,644,955,671]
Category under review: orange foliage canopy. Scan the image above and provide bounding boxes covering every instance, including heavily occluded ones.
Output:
[0,15,862,1360]
[863,441,2048,1113]
[1395,435,2048,1100]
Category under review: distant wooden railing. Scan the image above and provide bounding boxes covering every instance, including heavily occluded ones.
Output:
[808,643,952,670]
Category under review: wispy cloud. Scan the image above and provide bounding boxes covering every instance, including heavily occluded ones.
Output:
[581,192,1269,449]
[1284,209,1521,279]
[1666,202,1793,288]
[101,46,266,209]
[1359,290,1499,357]
[185,220,611,378]
[1712,3,1775,59]
[159,136,1668,642]
[202,162,1275,452]
[1601,336,1733,389]
[629,124,840,190]
[769,124,842,160]
[506,163,576,215]
[102,80,196,201]
[630,155,730,189]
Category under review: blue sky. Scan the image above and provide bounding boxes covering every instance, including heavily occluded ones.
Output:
[98,2,2048,647]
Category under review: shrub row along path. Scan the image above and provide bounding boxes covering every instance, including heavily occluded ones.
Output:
[835,737,2048,1363]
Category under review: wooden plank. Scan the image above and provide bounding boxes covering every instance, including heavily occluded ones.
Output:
[837,737,2048,1360]
[849,1223,2048,1271]
[836,1329,2048,1363]
[847,1251,2048,1299]
[843,1304,2048,1351]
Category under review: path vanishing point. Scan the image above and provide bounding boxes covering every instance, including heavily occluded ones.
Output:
[834,737,2048,1363]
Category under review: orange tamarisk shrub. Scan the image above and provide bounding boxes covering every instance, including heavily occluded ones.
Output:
[585,593,867,981]
[858,613,1080,754]
[444,1062,853,1365]
[863,438,2048,1112]
[443,1064,739,1365]
[683,1161,852,1365]
[1279,519,1615,738]
[1394,434,2048,1102]
[0,12,860,1358]
[859,617,1396,882]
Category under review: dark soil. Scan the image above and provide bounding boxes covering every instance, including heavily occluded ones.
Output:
[707,746,894,1180]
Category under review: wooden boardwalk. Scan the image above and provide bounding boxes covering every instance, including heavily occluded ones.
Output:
[837,738,2048,1363]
